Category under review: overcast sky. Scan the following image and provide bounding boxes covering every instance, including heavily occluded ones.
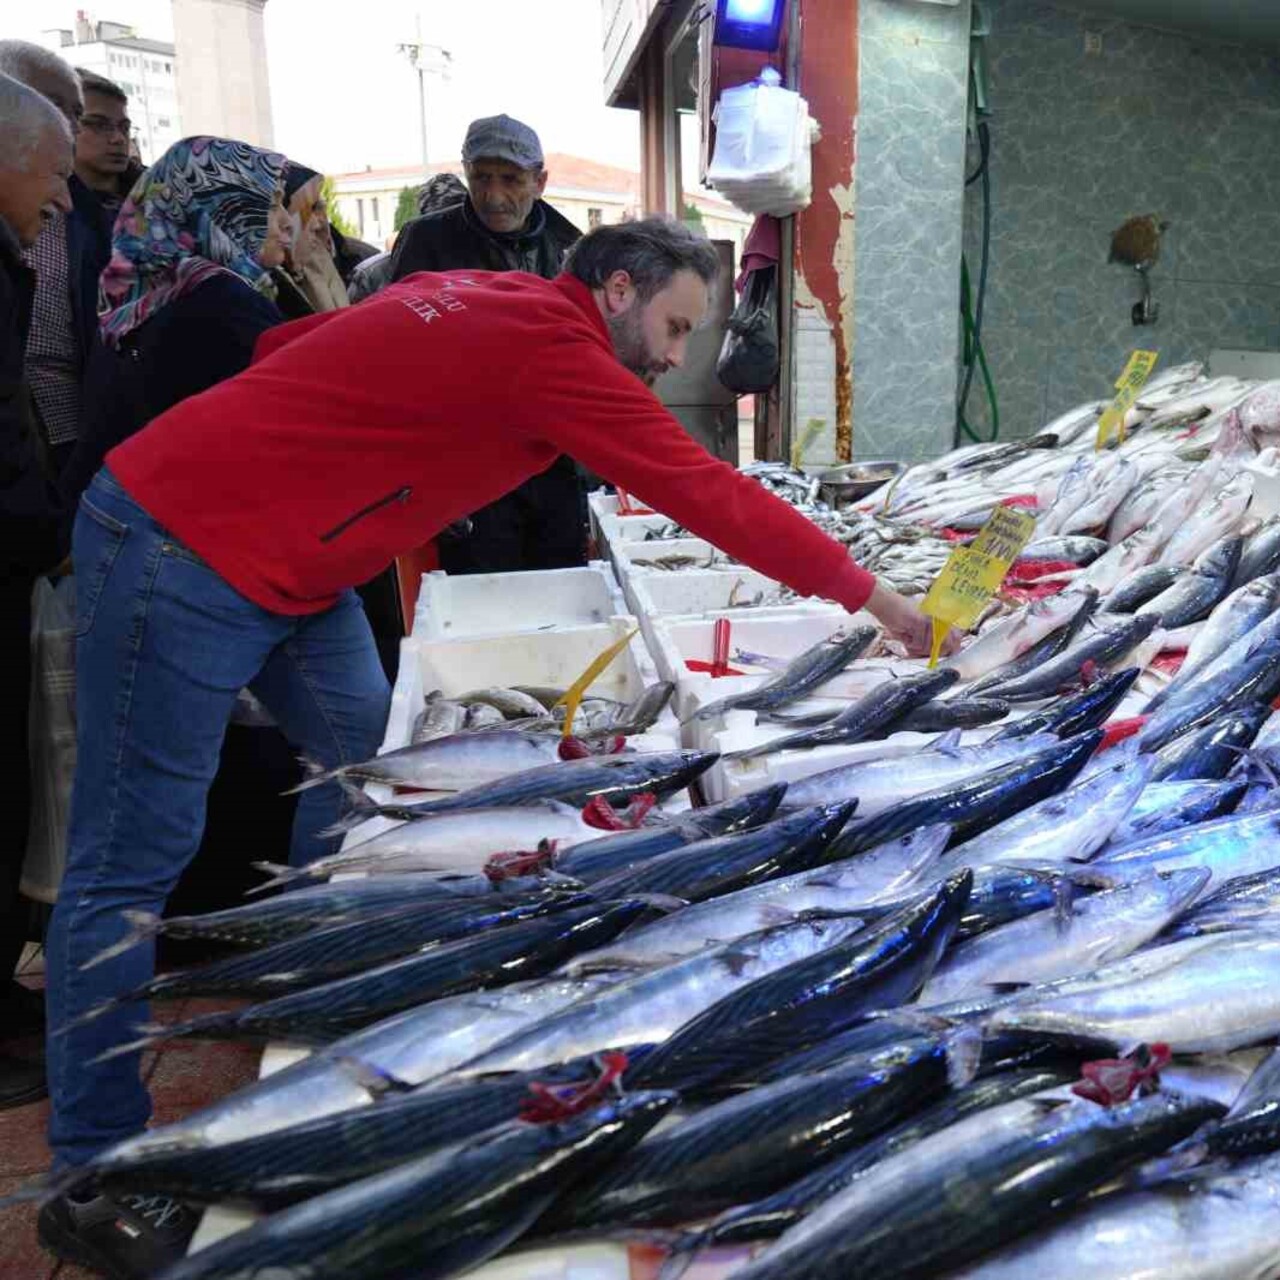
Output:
[7,0,645,175]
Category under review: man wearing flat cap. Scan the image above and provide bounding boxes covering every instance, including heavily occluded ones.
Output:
[389,113,586,575]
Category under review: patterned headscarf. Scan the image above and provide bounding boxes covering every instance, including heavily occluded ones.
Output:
[99,135,288,346]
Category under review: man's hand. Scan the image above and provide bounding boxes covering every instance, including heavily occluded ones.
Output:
[864,581,957,659]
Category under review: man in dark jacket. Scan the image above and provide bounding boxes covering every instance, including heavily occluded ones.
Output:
[0,71,73,1109]
[389,115,587,574]
[0,42,88,478]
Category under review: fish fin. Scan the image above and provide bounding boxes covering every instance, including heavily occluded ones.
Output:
[80,910,163,971]
[869,1007,958,1031]
[758,904,806,925]
[282,754,341,795]
[332,1054,416,1099]
[945,1025,984,1088]
[1053,878,1078,932]
[631,893,689,914]
[570,958,659,976]
[931,729,964,758]
[656,1232,711,1280]
[245,862,309,895]
[314,781,382,837]
[719,947,760,977]
[985,981,1032,995]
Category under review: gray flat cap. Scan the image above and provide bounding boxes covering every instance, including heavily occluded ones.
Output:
[462,114,544,169]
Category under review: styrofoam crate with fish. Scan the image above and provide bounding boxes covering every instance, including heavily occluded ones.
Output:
[411,563,628,642]
[383,617,680,760]
[652,611,884,719]
[629,566,838,620]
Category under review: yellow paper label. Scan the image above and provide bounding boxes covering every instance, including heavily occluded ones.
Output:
[1095,350,1160,450]
[791,418,826,471]
[553,627,641,738]
[922,505,1038,665]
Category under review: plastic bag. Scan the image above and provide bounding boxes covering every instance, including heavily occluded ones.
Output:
[708,69,814,218]
[716,264,780,395]
[22,575,77,904]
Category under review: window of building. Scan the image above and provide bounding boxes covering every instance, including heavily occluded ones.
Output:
[156,116,171,128]
[356,198,365,235]
[371,196,380,227]
[588,207,603,229]
[164,61,172,73]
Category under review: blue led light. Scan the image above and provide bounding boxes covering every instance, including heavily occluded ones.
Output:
[725,0,776,19]
[715,0,786,50]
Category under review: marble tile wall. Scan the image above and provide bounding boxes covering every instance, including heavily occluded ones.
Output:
[852,0,973,462]
[962,0,1280,441]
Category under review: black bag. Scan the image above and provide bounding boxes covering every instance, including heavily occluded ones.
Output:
[716,264,780,395]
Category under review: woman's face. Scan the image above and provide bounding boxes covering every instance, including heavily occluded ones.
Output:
[259,191,292,268]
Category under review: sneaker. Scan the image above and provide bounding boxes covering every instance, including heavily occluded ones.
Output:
[0,1053,45,1110]
[38,1190,198,1278]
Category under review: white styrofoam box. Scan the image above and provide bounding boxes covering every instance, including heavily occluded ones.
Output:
[599,512,686,544]
[631,568,841,621]
[614,537,730,570]
[412,563,627,641]
[383,617,680,760]
[652,611,884,724]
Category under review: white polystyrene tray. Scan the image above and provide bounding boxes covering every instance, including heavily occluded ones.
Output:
[383,617,680,760]
[652,611,884,723]
[412,563,627,641]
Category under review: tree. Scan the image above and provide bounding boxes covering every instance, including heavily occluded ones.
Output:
[320,175,356,238]
[394,186,419,233]
[682,200,705,230]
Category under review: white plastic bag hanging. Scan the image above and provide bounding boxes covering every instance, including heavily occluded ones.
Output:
[708,68,815,218]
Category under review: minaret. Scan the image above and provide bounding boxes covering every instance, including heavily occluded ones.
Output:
[170,0,275,147]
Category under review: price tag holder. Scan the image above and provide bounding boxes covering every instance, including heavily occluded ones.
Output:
[922,505,1038,666]
[1095,350,1160,450]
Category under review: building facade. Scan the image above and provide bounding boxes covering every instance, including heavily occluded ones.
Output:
[42,16,181,164]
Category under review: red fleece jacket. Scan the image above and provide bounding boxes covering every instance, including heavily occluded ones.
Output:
[109,271,877,616]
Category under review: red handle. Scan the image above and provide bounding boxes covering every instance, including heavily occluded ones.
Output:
[712,617,731,678]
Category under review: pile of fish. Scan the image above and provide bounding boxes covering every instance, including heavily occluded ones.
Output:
[22,369,1280,1278]
[408,681,675,743]
[21,633,1280,1277]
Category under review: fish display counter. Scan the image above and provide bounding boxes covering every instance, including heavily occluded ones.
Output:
[85,360,1280,1277]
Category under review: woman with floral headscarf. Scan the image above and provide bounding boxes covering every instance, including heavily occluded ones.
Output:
[61,135,292,505]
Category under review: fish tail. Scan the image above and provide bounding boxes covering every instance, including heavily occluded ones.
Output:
[944,1025,984,1088]
[80,910,164,970]
[0,1166,91,1210]
[88,1011,242,1063]
[315,791,383,839]
[282,755,343,795]
[247,862,309,894]
[656,1235,705,1280]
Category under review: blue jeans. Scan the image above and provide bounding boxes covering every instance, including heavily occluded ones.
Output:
[46,470,391,1167]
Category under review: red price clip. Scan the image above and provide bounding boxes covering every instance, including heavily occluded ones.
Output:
[712,618,731,678]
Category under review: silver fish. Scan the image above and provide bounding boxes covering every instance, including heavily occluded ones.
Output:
[918,869,1209,1006]
[777,732,1060,817]
[564,824,952,971]
[989,932,1280,1053]
[451,915,871,1079]
[945,1152,1280,1280]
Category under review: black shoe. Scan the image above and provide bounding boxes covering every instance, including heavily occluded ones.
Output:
[0,1052,46,1109]
[38,1190,198,1279]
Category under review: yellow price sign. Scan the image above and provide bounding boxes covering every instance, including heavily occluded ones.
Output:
[554,627,641,738]
[922,505,1038,666]
[1095,350,1159,450]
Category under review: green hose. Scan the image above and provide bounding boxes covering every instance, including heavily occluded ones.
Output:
[958,254,999,444]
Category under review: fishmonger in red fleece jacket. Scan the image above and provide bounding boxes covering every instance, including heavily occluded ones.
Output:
[109,261,932,649]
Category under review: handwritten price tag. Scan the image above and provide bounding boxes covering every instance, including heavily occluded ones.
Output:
[1096,350,1160,450]
[922,505,1038,666]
